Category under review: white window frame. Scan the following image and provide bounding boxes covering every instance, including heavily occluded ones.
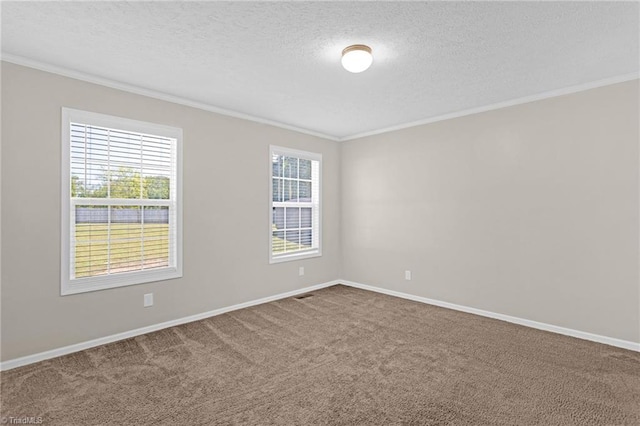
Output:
[61,108,183,295]
[269,145,322,264]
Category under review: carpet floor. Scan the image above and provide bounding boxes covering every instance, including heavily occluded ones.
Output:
[1,285,639,425]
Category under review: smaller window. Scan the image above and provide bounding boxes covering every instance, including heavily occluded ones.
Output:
[270,146,321,263]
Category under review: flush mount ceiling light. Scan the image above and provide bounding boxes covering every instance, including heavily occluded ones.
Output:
[341,44,373,73]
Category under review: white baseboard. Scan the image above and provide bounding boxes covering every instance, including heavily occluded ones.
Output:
[3,278,637,371]
[339,280,640,352]
[0,280,340,371]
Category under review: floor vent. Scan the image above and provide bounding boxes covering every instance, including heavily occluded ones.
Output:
[294,294,314,300]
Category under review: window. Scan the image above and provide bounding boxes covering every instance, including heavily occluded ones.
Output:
[270,146,321,263]
[61,108,182,295]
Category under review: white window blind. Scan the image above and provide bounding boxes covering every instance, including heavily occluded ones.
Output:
[270,146,321,263]
[62,108,182,295]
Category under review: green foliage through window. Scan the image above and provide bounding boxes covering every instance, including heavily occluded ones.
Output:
[72,167,170,200]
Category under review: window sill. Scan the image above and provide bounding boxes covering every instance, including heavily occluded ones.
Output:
[61,267,182,296]
[270,250,321,264]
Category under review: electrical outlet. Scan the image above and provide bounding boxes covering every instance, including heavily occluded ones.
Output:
[299,266,305,276]
[144,293,154,308]
[405,270,412,281]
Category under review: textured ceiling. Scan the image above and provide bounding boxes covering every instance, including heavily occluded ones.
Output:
[2,1,638,140]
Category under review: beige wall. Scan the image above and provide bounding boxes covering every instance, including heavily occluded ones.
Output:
[2,61,638,363]
[341,79,639,343]
[0,62,341,361]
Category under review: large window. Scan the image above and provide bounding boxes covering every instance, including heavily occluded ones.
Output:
[270,146,321,263]
[61,108,182,295]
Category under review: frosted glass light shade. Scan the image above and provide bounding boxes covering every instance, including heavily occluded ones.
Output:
[341,45,373,73]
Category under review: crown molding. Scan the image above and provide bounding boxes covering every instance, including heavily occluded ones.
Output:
[339,72,640,141]
[0,53,340,142]
[2,53,637,143]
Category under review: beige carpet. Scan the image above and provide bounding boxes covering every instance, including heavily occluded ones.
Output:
[1,285,639,425]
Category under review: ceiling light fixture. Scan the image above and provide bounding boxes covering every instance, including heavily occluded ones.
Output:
[341,44,373,73]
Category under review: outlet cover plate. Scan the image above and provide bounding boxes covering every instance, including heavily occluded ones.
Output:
[144,293,154,307]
